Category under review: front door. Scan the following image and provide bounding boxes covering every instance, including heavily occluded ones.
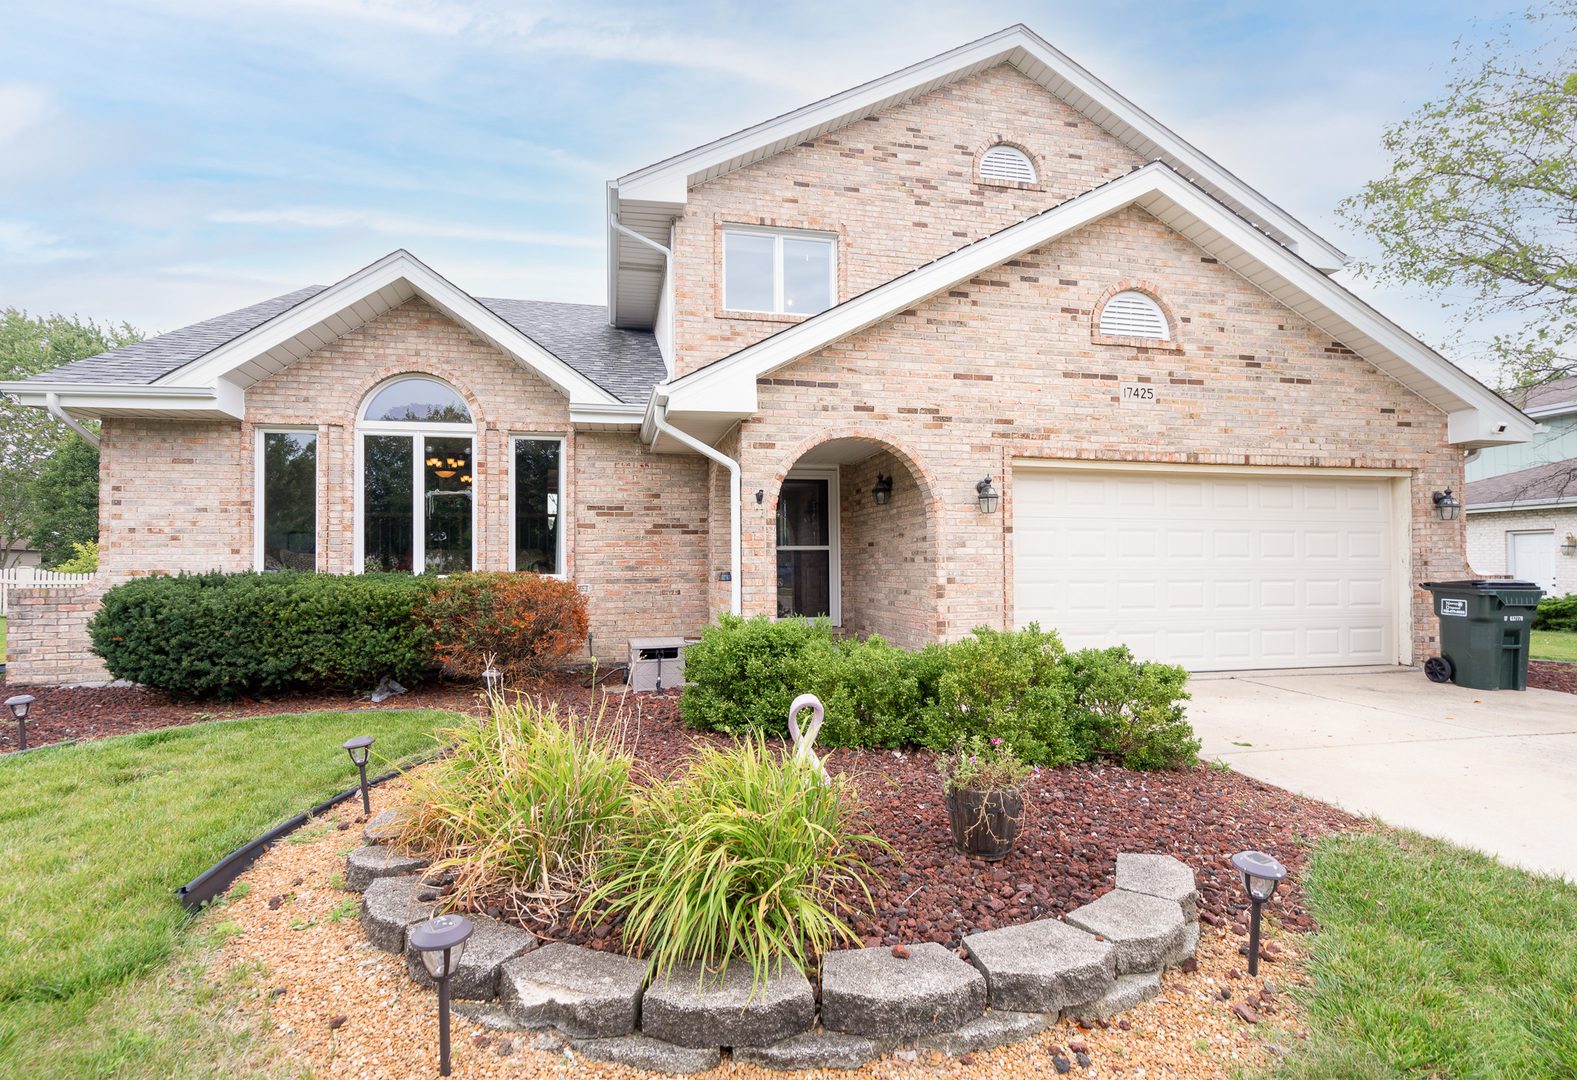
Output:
[1508,531,1556,595]
[776,471,839,621]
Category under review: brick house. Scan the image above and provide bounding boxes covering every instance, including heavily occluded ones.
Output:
[1,25,1536,685]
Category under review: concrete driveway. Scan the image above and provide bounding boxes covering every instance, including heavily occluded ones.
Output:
[1186,667,1577,882]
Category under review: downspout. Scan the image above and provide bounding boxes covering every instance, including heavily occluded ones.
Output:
[45,393,100,449]
[649,406,741,616]
[610,217,676,378]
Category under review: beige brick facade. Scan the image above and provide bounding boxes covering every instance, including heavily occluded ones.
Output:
[7,60,1485,685]
[1466,508,1577,596]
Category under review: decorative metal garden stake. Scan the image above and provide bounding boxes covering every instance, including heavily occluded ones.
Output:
[482,666,503,696]
[342,735,374,816]
[1232,849,1287,976]
[6,695,34,752]
[409,915,473,1077]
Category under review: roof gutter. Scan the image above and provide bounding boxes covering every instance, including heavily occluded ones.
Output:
[648,404,740,616]
[45,392,101,449]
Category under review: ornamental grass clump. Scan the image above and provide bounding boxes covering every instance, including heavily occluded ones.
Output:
[585,737,887,991]
[402,696,633,918]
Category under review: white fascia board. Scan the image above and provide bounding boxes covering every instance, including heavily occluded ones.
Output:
[0,382,245,420]
[663,164,1531,447]
[1466,497,1577,513]
[155,250,622,407]
[568,402,646,428]
[1525,399,1577,420]
[614,25,1344,270]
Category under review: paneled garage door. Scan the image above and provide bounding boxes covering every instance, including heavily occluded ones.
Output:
[1012,467,1399,670]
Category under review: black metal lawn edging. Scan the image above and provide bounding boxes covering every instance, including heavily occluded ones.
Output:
[176,734,450,913]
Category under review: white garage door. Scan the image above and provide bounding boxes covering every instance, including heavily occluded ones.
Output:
[1013,468,1398,670]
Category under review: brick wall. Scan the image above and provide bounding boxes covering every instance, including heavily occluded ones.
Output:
[724,206,1466,661]
[671,64,1147,375]
[838,449,936,649]
[1466,508,1577,596]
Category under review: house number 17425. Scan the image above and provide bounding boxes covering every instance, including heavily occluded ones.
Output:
[1121,384,1157,403]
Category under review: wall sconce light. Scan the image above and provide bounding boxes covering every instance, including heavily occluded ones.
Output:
[1562,534,1577,557]
[976,476,1000,514]
[755,489,764,505]
[872,473,893,505]
[1432,489,1460,521]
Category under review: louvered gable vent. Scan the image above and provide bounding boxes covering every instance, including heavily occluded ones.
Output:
[1098,291,1170,340]
[979,145,1036,184]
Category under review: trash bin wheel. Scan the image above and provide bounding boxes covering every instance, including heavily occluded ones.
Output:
[1424,656,1454,683]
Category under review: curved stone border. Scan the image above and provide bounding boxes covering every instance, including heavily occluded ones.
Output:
[345,844,1201,1072]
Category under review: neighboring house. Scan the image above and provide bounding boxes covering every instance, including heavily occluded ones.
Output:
[1465,376,1577,597]
[0,25,1537,686]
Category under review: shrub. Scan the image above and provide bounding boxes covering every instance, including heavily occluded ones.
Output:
[1534,593,1577,632]
[53,539,98,573]
[917,624,1080,767]
[806,634,922,750]
[402,696,632,916]
[678,614,837,735]
[416,572,589,680]
[586,736,886,990]
[88,571,436,698]
[1062,646,1198,769]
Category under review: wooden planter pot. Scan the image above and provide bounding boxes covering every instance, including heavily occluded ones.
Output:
[944,786,1024,862]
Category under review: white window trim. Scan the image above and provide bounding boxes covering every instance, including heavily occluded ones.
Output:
[254,425,320,572]
[509,434,568,579]
[776,465,841,625]
[722,225,838,316]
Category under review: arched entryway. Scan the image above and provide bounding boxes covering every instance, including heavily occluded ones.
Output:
[770,434,942,650]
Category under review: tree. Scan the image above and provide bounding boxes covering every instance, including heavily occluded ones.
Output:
[25,435,100,568]
[0,309,141,569]
[1338,3,1577,388]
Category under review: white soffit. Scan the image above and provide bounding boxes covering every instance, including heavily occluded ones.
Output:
[610,24,1349,329]
[654,164,1532,451]
[155,250,622,407]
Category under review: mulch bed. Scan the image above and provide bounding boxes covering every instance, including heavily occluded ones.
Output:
[0,674,488,754]
[460,680,1363,955]
[1527,659,1577,694]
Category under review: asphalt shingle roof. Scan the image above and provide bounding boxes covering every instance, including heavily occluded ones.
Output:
[1505,375,1577,415]
[1465,457,1577,506]
[24,286,329,385]
[477,298,665,403]
[15,289,666,404]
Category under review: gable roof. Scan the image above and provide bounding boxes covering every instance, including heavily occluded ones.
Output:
[647,163,1533,452]
[609,24,1348,330]
[1465,456,1577,509]
[1,252,660,426]
[1505,375,1577,419]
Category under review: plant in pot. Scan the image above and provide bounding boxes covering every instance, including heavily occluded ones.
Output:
[937,736,1032,861]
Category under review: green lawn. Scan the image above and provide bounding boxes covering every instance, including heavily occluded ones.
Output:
[0,708,459,1077]
[1530,629,1577,662]
[1269,830,1577,1079]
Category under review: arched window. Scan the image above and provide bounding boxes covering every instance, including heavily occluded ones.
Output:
[979,145,1037,184]
[356,376,475,574]
[1098,291,1171,341]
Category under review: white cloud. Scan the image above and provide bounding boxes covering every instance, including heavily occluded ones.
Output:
[207,206,602,248]
[0,83,54,145]
[0,220,86,262]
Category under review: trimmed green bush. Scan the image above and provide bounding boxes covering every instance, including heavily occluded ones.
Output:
[678,616,1197,770]
[1534,592,1577,632]
[89,571,437,698]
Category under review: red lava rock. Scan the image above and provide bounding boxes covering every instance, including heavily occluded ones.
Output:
[1259,948,1278,963]
[1075,1017,1092,1030]
[1230,923,1248,935]
[959,1053,975,1065]
[1219,988,1232,1000]
[336,822,350,831]
[1117,1020,1131,1031]
[1179,957,1199,973]
[1046,1045,1064,1055]
[1068,1040,1089,1054]
[891,944,910,959]
[329,1014,348,1030]
[1265,941,1283,956]
[472,1034,493,1048]
[1529,660,1577,695]
[1232,1003,1260,1025]
[267,896,284,911]
[1228,969,1242,980]
[292,877,303,887]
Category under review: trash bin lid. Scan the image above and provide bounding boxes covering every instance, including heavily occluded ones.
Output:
[1420,579,1540,591]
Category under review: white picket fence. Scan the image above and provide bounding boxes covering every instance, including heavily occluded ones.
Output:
[0,566,95,611]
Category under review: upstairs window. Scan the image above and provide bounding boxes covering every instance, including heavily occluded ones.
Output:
[1098,291,1171,340]
[723,228,835,315]
[979,145,1037,184]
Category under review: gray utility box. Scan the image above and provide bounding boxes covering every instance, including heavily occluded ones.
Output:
[627,637,690,693]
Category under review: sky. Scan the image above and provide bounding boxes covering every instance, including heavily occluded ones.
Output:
[0,0,1533,380]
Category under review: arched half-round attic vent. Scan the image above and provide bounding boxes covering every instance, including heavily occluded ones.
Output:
[979,145,1036,184]
[1098,291,1171,340]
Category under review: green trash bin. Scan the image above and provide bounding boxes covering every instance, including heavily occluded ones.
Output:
[1420,579,1545,691]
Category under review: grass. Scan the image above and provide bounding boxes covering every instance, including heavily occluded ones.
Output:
[1267,829,1577,1080]
[1530,629,1577,662]
[0,708,459,1077]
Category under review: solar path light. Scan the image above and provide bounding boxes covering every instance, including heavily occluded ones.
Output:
[1231,849,1287,977]
[409,914,474,1077]
[482,666,503,697]
[5,695,34,752]
[342,735,374,816]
